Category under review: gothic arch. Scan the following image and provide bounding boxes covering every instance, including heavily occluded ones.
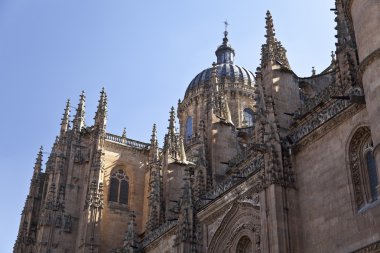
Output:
[348,126,379,210]
[208,202,260,253]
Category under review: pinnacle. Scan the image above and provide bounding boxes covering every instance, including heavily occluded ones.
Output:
[265,10,276,43]
[150,124,157,143]
[36,146,43,164]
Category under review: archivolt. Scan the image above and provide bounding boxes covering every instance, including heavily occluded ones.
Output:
[208,202,260,253]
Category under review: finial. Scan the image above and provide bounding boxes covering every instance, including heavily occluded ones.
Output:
[312,66,316,76]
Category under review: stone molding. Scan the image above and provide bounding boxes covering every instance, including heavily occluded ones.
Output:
[357,48,380,87]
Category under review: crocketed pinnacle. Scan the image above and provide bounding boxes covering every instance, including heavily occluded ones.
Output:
[33,146,43,178]
[265,11,276,51]
[94,87,107,127]
[149,124,160,162]
[261,11,291,69]
[73,91,86,132]
[168,106,176,137]
[60,99,71,135]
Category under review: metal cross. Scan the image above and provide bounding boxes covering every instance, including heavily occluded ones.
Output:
[224,20,229,32]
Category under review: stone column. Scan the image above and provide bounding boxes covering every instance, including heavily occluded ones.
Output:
[350,0,380,190]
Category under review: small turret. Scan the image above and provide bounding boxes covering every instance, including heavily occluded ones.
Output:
[72,91,86,132]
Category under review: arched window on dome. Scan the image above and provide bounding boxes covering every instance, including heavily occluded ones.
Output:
[242,108,254,127]
[349,126,379,211]
[185,116,193,142]
[109,168,129,204]
[236,236,252,253]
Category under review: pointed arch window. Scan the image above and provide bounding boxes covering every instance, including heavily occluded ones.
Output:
[349,127,379,211]
[243,108,254,127]
[109,169,129,204]
[185,116,193,142]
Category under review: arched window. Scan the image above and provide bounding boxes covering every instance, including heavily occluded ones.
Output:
[109,169,129,204]
[364,141,379,202]
[185,116,193,142]
[349,126,379,210]
[242,108,254,127]
[236,236,252,253]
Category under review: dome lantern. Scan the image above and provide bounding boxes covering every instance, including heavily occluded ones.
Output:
[215,21,235,64]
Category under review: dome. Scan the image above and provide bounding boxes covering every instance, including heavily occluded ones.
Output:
[184,28,255,98]
[185,63,255,97]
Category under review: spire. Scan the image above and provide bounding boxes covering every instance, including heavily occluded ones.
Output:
[94,87,107,130]
[60,99,70,136]
[33,146,43,179]
[73,91,86,132]
[261,11,290,69]
[215,20,235,64]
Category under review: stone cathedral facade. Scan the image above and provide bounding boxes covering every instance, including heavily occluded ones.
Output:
[14,1,380,252]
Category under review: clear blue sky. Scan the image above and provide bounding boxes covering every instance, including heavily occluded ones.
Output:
[0,0,335,252]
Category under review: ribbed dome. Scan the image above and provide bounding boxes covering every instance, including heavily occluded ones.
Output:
[185,63,255,97]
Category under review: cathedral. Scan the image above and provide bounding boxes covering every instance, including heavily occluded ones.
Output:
[14,1,380,252]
